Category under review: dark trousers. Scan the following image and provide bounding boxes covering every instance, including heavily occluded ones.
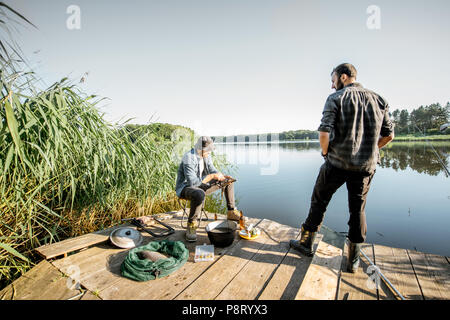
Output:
[304,160,376,243]
[180,180,236,223]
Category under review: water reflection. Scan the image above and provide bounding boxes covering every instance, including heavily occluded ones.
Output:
[278,141,320,151]
[379,142,450,177]
[277,141,450,178]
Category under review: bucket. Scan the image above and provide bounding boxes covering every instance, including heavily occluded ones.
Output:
[205,220,237,247]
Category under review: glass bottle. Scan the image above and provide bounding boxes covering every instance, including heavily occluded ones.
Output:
[239,211,245,230]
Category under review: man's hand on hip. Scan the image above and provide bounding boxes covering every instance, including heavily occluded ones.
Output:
[319,131,330,160]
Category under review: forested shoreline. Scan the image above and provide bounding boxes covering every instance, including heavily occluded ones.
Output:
[213,102,450,143]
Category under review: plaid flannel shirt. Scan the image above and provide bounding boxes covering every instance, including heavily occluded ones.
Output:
[318,82,394,173]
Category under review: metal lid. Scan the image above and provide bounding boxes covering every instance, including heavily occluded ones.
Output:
[109,227,143,249]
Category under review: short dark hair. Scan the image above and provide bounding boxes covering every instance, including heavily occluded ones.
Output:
[331,63,357,78]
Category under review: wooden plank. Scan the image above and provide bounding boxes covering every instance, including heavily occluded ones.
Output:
[35,224,127,259]
[178,219,292,300]
[52,243,127,293]
[174,218,272,300]
[337,243,378,300]
[98,217,262,300]
[0,260,81,300]
[35,212,180,259]
[407,249,450,300]
[51,215,188,294]
[373,245,423,300]
[257,233,323,300]
[295,239,343,300]
[369,245,395,300]
[216,221,300,300]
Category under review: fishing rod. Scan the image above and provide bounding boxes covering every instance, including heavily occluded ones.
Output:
[121,217,175,237]
[340,236,406,300]
[358,245,406,300]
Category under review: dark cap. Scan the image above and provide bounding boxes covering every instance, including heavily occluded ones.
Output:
[194,136,215,152]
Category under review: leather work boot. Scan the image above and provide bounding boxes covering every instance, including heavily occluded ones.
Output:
[347,241,362,273]
[227,208,241,222]
[289,224,317,257]
[185,221,198,242]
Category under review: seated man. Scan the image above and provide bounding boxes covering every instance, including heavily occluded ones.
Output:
[175,136,241,242]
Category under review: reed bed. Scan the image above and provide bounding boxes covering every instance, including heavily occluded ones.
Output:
[0,65,231,289]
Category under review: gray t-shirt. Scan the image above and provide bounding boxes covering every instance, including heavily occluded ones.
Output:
[197,155,205,177]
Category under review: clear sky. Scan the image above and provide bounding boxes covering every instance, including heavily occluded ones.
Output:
[5,0,450,136]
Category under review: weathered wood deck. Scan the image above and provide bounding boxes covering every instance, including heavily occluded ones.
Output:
[1,211,449,300]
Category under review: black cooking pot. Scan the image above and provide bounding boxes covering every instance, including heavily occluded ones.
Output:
[205,220,237,247]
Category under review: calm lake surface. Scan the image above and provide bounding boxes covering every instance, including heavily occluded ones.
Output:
[214,141,450,257]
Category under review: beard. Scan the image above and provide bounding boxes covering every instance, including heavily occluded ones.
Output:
[335,78,344,91]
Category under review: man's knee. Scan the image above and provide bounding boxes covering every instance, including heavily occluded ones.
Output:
[191,189,206,203]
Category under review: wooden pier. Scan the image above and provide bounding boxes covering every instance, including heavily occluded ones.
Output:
[1,211,449,300]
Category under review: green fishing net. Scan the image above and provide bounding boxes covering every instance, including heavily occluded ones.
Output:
[121,240,189,281]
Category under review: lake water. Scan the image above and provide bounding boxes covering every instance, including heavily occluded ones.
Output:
[214,141,450,257]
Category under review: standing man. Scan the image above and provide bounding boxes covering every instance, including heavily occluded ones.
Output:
[290,63,395,273]
[175,136,241,242]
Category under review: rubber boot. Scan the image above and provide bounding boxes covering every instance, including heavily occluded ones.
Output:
[289,224,317,257]
[227,208,240,222]
[347,242,361,273]
[185,221,197,242]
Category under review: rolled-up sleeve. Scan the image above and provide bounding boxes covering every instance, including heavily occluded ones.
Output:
[318,95,339,132]
[380,105,395,137]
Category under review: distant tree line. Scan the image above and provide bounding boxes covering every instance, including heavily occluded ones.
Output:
[213,129,318,143]
[279,129,318,140]
[121,123,195,143]
[390,102,450,135]
[213,102,450,143]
